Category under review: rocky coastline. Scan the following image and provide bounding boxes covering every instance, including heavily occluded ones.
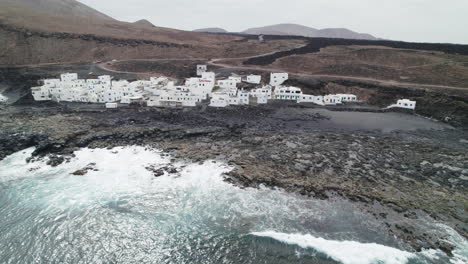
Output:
[0,103,467,256]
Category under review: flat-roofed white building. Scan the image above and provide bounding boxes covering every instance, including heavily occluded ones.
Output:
[196,65,207,76]
[336,94,358,102]
[106,103,118,109]
[60,73,78,82]
[274,86,302,100]
[324,95,343,105]
[31,86,50,101]
[217,79,237,89]
[202,72,216,81]
[228,76,242,83]
[210,93,230,108]
[245,75,261,84]
[43,79,61,88]
[297,94,325,105]
[251,86,273,100]
[387,99,416,110]
[98,75,111,84]
[397,99,416,109]
[270,73,288,87]
[255,95,268,104]
[210,89,248,107]
[148,87,200,107]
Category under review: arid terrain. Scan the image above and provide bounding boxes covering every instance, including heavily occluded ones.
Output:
[1,0,468,260]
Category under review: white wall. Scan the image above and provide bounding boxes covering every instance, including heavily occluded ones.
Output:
[217,80,237,89]
[270,73,288,87]
[197,65,207,76]
[245,75,261,84]
[397,99,416,109]
[297,95,324,105]
[251,86,272,99]
[274,86,302,100]
[324,95,343,105]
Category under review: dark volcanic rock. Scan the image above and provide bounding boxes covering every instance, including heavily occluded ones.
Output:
[71,163,97,176]
[145,164,179,177]
[0,103,466,255]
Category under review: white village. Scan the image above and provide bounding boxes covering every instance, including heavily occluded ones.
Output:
[30,65,416,110]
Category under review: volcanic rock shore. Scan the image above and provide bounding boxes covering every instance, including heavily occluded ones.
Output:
[0,103,467,256]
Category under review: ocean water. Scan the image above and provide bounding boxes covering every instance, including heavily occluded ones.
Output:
[0,146,466,264]
[0,93,8,103]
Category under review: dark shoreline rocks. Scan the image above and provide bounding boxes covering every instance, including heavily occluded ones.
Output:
[0,104,467,256]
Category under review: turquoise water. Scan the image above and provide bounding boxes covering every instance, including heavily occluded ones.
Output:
[0,147,466,264]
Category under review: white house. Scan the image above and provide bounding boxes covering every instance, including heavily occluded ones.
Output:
[255,95,269,104]
[60,73,78,82]
[336,94,358,102]
[270,73,288,87]
[228,76,242,83]
[105,103,118,109]
[210,93,230,107]
[43,79,61,88]
[324,95,343,105]
[202,72,216,81]
[250,86,273,100]
[238,90,250,105]
[148,87,200,107]
[274,86,302,100]
[387,99,416,110]
[31,86,50,101]
[197,65,207,76]
[217,79,237,89]
[210,88,249,107]
[297,94,324,105]
[245,75,262,84]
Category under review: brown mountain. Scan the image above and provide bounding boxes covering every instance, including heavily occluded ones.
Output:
[0,0,258,65]
[133,19,156,28]
[0,0,297,65]
[243,23,377,40]
[0,0,115,21]
[193,28,228,33]
[0,0,233,44]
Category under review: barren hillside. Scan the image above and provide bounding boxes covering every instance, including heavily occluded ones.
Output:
[0,0,236,44]
[0,0,305,65]
[271,46,468,87]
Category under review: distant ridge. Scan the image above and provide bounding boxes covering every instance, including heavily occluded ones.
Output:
[0,0,115,21]
[243,23,378,40]
[193,27,228,33]
[133,19,156,28]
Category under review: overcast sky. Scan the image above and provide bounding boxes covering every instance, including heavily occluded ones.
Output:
[78,0,468,44]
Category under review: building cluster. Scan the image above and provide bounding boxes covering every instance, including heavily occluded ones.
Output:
[31,66,415,111]
[31,66,364,109]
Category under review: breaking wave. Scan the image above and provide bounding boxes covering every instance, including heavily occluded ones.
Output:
[251,231,414,264]
[0,146,467,263]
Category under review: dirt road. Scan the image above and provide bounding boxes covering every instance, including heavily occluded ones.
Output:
[94,47,468,92]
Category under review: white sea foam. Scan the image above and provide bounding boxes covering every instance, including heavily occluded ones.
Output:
[0,93,7,102]
[433,224,468,264]
[1,147,467,263]
[251,231,415,264]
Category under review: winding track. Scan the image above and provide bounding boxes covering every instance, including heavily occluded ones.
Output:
[96,46,468,92]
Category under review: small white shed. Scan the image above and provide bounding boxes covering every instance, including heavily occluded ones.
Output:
[105,103,118,109]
